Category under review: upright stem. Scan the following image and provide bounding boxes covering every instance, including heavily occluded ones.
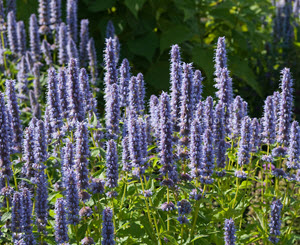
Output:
[167,186,170,231]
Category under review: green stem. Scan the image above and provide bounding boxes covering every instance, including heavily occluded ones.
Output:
[232,178,240,209]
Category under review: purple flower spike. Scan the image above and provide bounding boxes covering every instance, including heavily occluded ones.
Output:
[21,188,35,244]
[17,21,26,56]
[29,14,41,62]
[7,11,18,54]
[79,19,89,67]
[214,102,227,168]
[287,121,300,169]
[58,22,68,65]
[170,44,182,131]
[105,83,120,139]
[238,116,252,166]
[11,191,23,233]
[180,63,194,145]
[104,38,118,94]
[54,198,69,244]
[230,96,244,139]
[204,96,214,132]
[189,118,202,178]
[269,199,283,244]
[50,0,62,30]
[250,118,261,153]
[128,76,140,116]
[105,140,119,188]
[65,169,80,225]
[5,80,23,152]
[46,68,63,139]
[159,92,177,182]
[137,73,145,113]
[277,68,293,145]
[67,58,85,123]
[214,37,227,78]
[224,218,236,245]
[200,128,214,184]
[119,58,131,107]
[193,69,204,111]
[41,40,52,65]
[58,68,68,118]
[75,122,90,191]
[87,38,98,84]
[67,0,78,43]
[38,0,50,34]
[262,96,276,145]
[102,207,115,245]
[67,38,79,61]
[0,93,12,179]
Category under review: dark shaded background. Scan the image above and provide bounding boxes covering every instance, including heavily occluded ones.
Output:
[16,0,300,118]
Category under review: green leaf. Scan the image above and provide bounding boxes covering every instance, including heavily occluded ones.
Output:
[229,56,263,97]
[160,24,193,53]
[1,212,11,222]
[124,0,147,18]
[127,32,159,62]
[91,147,101,158]
[145,61,170,91]
[87,0,116,12]
[192,46,215,87]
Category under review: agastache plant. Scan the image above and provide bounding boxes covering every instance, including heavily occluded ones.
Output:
[262,96,276,145]
[67,0,78,43]
[200,128,214,184]
[105,139,119,189]
[277,68,293,145]
[87,37,98,84]
[238,116,252,166]
[22,188,35,244]
[58,22,68,65]
[287,121,300,169]
[17,21,26,56]
[38,0,50,34]
[7,11,18,54]
[102,207,115,245]
[104,37,118,95]
[29,14,41,62]
[224,218,236,245]
[58,68,68,118]
[5,80,23,152]
[269,199,283,244]
[170,44,182,131]
[0,92,12,181]
[193,69,203,111]
[119,58,131,107]
[67,38,79,61]
[54,198,69,244]
[50,0,61,30]
[137,73,145,113]
[79,19,89,67]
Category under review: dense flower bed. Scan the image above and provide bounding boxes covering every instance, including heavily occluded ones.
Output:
[0,0,299,244]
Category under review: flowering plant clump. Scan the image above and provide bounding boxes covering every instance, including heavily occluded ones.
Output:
[0,1,299,245]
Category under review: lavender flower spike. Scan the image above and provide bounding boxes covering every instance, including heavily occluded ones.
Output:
[58,22,68,65]
[87,38,98,84]
[193,70,204,111]
[200,128,214,184]
[22,188,35,244]
[105,83,120,139]
[189,118,202,178]
[277,68,293,145]
[75,122,90,191]
[29,14,41,62]
[287,121,300,169]
[159,92,177,182]
[34,120,48,169]
[104,38,118,94]
[65,169,80,225]
[102,207,115,245]
[17,56,29,99]
[67,38,79,62]
[17,21,26,56]
[204,96,214,131]
[0,92,12,179]
[46,68,63,138]
[34,168,48,232]
[262,96,276,145]
[250,118,261,153]
[55,198,69,244]
[180,63,194,145]
[79,19,89,67]
[67,0,78,43]
[238,116,252,166]
[170,44,182,131]
[38,0,50,34]
[6,0,16,14]
[67,58,85,123]
[7,11,18,54]
[11,191,23,233]
[128,76,141,116]
[58,68,68,118]
[214,36,227,78]
[41,40,53,65]
[5,80,23,152]
[50,0,61,30]
[269,199,283,244]
[137,73,145,113]
[105,140,119,188]
[119,58,131,107]
[224,218,236,245]
[230,96,244,139]
[214,102,227,168]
